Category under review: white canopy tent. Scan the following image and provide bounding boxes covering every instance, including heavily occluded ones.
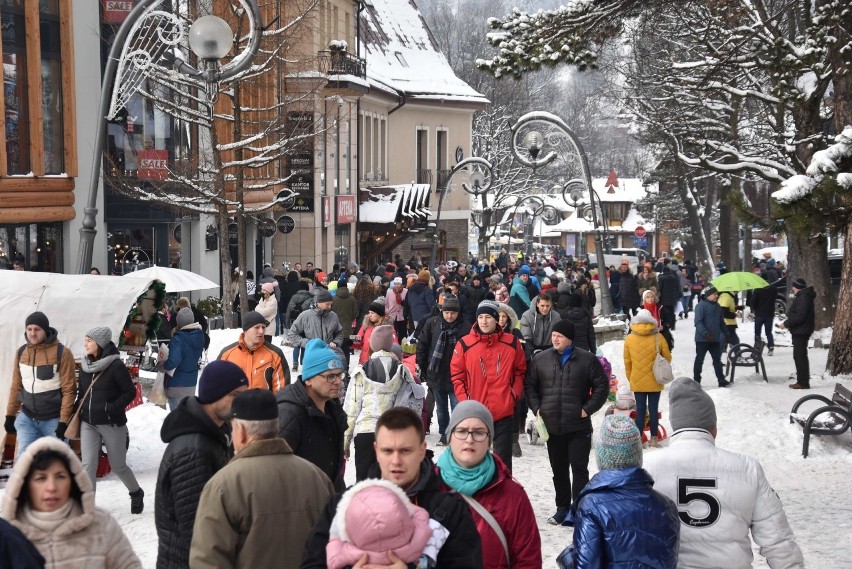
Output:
[0,272,155,415]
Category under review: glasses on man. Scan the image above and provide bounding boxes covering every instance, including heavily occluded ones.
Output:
[317,372,345,383]
[451,428,490,442]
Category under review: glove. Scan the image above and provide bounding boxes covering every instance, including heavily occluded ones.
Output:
[704,333,714,342]
[55,422,67,439]
[4,415,16,434]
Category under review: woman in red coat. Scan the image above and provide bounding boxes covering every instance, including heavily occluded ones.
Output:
[436,401,541,569]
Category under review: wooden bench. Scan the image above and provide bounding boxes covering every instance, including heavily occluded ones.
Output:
[789,383,852,458]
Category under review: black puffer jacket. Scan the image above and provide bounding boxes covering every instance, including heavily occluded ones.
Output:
[785,286,816,337]
[155,396,232,569]
[416,314,469,392]
[276,380,347,491]
[561,307,597,352]
[619,273,641,309]
[657,270,681,307]
[76,343,136,427]
[525,346,609,436]
[300,457,483,569]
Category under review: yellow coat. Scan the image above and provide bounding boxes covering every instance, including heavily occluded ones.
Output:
[624,322,672,393]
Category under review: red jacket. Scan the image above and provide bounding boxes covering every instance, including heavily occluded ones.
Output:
[437,454,541,569]
[450,325,526,421]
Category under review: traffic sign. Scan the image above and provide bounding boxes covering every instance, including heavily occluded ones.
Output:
[276,215,296,234]
[634,226,646,238]
[633,237,647,247]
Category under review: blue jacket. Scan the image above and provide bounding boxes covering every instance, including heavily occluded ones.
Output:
[164,328,205,388]
[559,467,679,569]
[693,298,725,343]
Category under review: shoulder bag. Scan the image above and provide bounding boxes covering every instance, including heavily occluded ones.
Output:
[65,371,103,440]
[461,494,510,568]
[652,334,674,386]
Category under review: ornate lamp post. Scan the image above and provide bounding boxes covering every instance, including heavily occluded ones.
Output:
[429,156,494,267]
[510,111,614,316]
[77,0,263,274]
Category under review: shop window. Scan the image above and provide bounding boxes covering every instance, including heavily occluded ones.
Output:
[1,0,68,176]
[0,222,62,272]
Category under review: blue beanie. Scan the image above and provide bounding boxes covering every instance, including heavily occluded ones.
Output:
[519,265,531,276]
[301,338,345,382]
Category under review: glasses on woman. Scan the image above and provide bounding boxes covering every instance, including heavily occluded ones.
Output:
[317,372,345,383]
[451,428,490,442]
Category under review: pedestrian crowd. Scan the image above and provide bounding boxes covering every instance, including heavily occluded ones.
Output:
[0,249,809,568]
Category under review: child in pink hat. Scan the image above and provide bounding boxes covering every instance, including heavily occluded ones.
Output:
[326,479,447,568]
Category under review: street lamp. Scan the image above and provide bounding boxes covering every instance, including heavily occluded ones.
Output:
[429,156,494,267]
[77,0,263,274]
[562,178,610,255]
[510,111,614,317]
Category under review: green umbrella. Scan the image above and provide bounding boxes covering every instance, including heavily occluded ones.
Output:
[711,271,769,292]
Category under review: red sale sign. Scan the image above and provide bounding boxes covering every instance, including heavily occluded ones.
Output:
[137,150,169,181]
[336,195,355,224]
[103,0,133,23]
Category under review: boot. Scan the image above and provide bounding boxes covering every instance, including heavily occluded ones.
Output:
[512,433,522,457]
[649,436,659,448]
[130,488,144,515]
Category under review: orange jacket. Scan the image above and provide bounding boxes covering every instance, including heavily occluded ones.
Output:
[217,334,290,392]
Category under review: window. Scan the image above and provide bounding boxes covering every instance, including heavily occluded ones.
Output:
[416,128,429,185]
[1,0,72,176]
[436,129,449,188]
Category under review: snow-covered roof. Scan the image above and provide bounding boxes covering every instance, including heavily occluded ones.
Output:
[362,0,488,104]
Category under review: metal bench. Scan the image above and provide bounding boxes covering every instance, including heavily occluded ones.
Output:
[789,383,852,458]
[724,343,768,383]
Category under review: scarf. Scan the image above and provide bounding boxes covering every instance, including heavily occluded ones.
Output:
[80,353,120,374]
[428,321,458,375]
[21,500,79,533]
[559,344,575,367]
[436,449,496,496]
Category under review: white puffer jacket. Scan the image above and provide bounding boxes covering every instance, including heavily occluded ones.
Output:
[643,429,804,569]
[1,437,142,569]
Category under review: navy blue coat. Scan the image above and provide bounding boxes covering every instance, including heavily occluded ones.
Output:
[693,298,725,343]
[559,467,679,569]
[0,518,44,569]
[163,328,205,389]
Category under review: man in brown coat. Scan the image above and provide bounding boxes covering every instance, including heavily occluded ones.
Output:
[189,389,333,569]
[5,311,77,457]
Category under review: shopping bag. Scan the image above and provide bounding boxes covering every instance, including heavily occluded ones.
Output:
[125,382,143,412]
[149,371,168,406]
[534,411,550,442]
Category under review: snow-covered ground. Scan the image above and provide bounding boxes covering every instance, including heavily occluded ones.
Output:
[4,314,851,567]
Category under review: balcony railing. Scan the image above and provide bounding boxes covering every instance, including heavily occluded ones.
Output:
[416,169,432,185]
[436,169,451,189]
[319,49,367,78]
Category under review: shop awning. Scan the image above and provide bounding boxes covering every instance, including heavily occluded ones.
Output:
[359,183,431,223]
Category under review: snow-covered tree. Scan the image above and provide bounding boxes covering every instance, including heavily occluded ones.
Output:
[479,0,851,330]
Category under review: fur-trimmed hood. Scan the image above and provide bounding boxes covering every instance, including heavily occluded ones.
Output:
[326,479,432,568]
[496,302,518,330]
[2,437,95,537]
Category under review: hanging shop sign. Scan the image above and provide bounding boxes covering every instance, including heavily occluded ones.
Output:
[276,216,296,234]
[336,195,356,224]
[137,150,169,181]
